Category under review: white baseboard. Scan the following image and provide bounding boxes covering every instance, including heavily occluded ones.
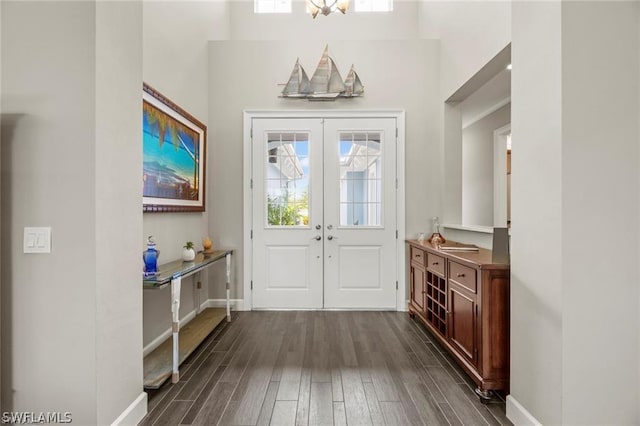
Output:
[110,392,147,426]
[204,299,405,312]
[205,298,246,311]
[506,395,542,426]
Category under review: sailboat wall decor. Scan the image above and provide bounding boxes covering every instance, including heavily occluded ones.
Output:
[281,59,311,98]
[279,46,364,100]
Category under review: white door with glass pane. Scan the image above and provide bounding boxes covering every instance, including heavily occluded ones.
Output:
[252,119,324,309]
[251,116,397,309]
[323,118,397,308]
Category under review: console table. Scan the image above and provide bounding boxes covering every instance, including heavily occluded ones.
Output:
[143,249,233,388]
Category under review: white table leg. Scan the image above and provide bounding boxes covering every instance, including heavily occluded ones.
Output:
[226,253,231,322]
[170,275,182,383]
[194,271,201,315]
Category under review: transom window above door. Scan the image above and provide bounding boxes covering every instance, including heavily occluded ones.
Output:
[253,0,392,13]
[254,0,291,13]
[354,0,393,12]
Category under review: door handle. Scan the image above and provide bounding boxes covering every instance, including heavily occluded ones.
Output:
[313,235,322,241]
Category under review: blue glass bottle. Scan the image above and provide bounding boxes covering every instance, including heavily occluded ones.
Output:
[143,236,159,277]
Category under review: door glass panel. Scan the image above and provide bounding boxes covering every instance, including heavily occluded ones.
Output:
[265,132,310,227]
[338,132,382,227]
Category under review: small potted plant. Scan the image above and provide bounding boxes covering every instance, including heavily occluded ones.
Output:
[182,241,196,262]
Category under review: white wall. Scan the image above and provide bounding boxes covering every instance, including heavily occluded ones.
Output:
[95,2,144,423]
[510,2,563,422]
[1,1,144,423]
[229,0,419,41]
[560,2,638,423]
[419,1,511,245]
[142,0,229,345]
[418,1,511,100]
[1,2,98,419]
[442,103,462,227]
[210,1,511,301]
[208,38,440,299]
[510,1,640,424]
[206,1,441,301]
[462,103,510,227]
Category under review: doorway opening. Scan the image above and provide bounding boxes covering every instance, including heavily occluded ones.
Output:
[243,111,406,310]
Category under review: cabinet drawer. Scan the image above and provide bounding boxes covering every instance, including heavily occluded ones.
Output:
[410,246,425,266]
[449,261,477,293]
[427,253,445,276]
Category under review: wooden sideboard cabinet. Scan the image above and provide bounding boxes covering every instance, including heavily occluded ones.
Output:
[407,239,510,398]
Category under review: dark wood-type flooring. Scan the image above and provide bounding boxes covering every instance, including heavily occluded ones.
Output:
[141,311,511,426]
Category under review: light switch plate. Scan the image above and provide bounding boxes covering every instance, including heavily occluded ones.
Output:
[24,227,51,253]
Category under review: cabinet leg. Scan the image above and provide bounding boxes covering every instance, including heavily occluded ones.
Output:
[474,387,494,404]
[408,310,415,318]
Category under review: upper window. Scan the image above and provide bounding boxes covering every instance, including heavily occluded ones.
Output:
[254,0,292,13]
[354,0,393,12]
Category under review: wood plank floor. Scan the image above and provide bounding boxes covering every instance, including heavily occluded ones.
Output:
[140,311,511,426]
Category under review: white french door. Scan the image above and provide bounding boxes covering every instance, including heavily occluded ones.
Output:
[251,115,398,309]
[323,118,397,308]
[252,119,324,309]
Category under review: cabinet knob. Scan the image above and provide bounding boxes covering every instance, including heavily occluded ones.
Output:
[433,262,439,265]
[456,273,465,277]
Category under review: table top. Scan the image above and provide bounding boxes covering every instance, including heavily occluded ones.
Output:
[143,249,233,289]
[406,239,509,270]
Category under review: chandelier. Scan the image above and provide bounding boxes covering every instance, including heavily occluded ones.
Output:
[306,0,350,18]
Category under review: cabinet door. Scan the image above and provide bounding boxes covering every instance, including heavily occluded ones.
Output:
[410,263,426,313]
[448,282,477,365]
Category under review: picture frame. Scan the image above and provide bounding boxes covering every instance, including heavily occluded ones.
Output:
[142,83,206,212]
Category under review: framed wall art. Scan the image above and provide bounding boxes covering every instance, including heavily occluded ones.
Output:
[142,83,206,212]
